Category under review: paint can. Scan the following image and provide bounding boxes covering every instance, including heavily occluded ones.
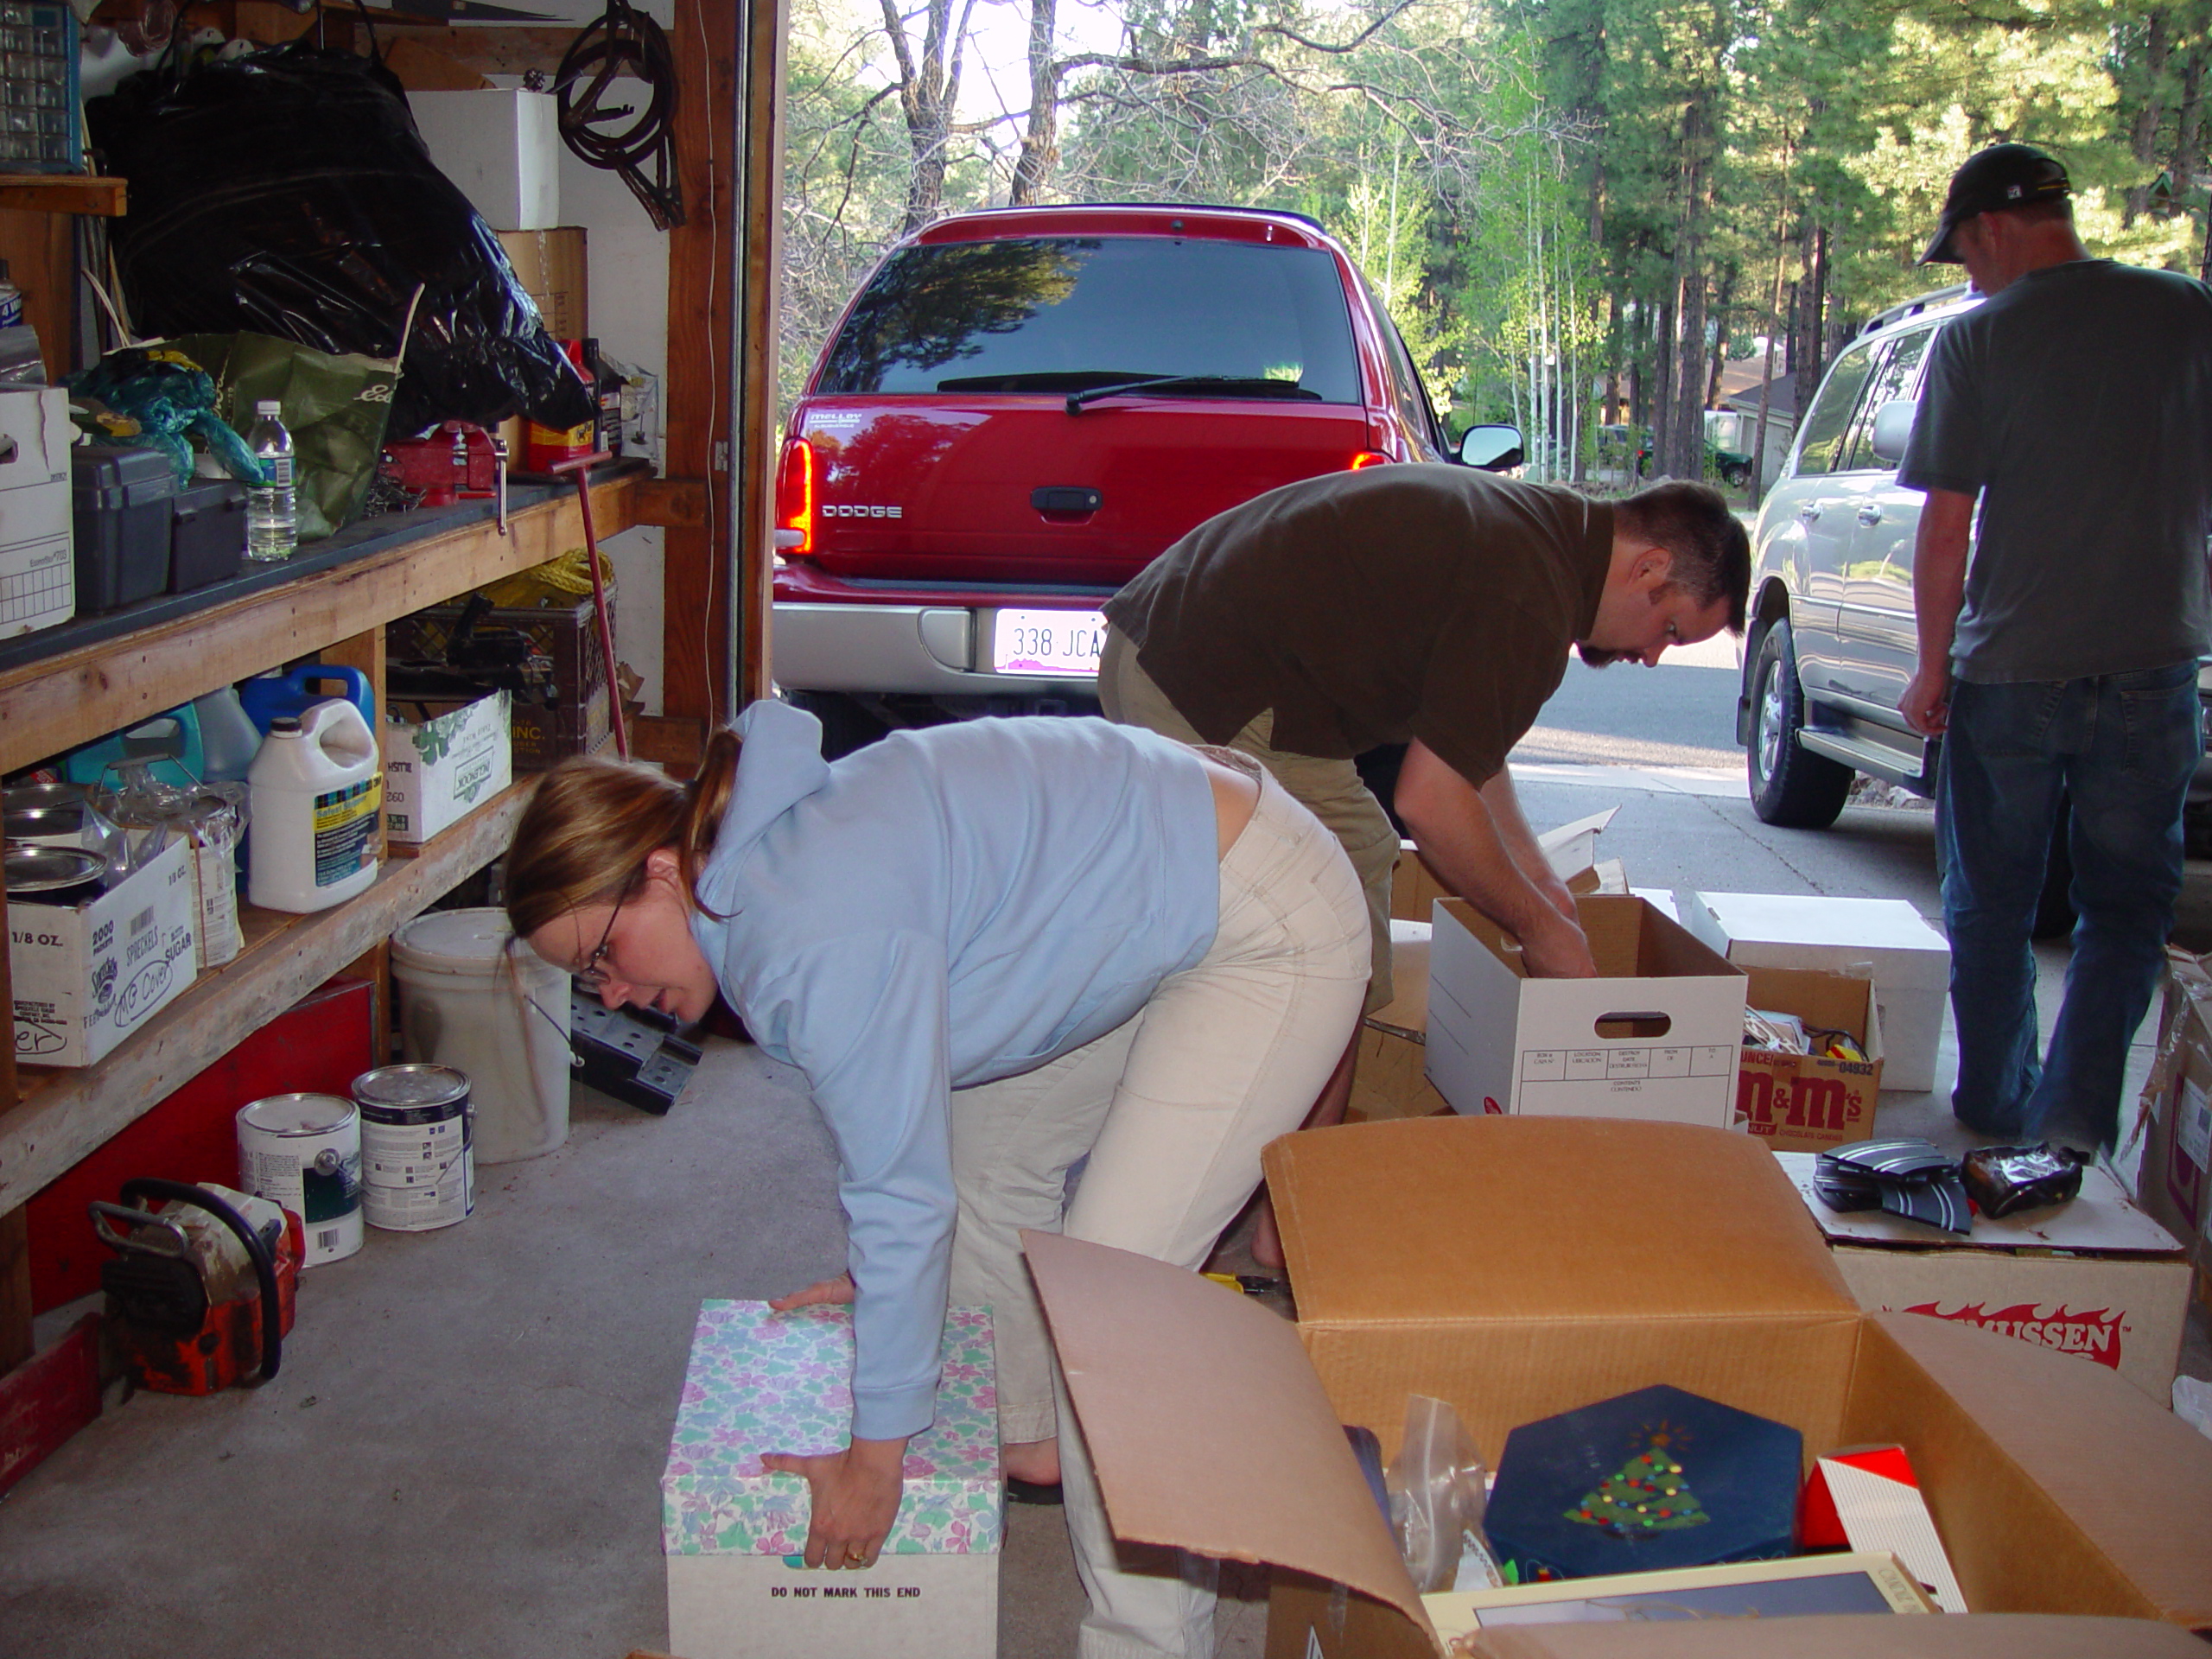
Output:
[353,1063,474,1232]
[235,1093,364,1266]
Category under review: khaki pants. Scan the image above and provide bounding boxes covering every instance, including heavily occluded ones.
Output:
[946,754,1369,1658]
[1100,625,1401,1013]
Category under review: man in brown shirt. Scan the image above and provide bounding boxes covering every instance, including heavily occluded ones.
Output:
[1103,466,1747,1252]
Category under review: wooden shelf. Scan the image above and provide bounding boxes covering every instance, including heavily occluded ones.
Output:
[0,175,126,217]
[0,470,641,774]
[0,778,531,1212]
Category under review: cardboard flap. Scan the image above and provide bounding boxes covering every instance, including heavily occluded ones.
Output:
[1857,1313,2212,1625]
[1537,807,1617,881]
[1463,1613,2210,1659]
[1267,1118,1857,1326]
[1022,1232,1427,1632]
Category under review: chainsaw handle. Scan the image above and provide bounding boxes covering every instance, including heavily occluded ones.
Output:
[115,1179,283,1384]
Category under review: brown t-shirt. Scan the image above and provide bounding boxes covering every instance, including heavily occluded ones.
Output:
[1103,467,1612,785]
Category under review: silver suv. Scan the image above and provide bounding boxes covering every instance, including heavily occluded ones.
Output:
[1736,285,2212,924]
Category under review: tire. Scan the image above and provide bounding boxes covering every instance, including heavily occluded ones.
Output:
[1746,620,1853,828]
[1723,461,1751,489]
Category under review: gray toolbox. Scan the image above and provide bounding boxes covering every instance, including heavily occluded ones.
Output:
[71,445,175,613]
[168,477,247,593]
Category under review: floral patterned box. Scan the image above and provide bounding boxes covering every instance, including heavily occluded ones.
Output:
[662,1300,1003,1559]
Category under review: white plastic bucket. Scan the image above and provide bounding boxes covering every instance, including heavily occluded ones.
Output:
[235,1092,364,1266]
[391,907,570,1166]
[247,697,381,912]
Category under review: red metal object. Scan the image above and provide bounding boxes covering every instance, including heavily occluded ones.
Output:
[381,422,506,509]
[550,452,629,759]
[0,1313,100,1499]
[103,1207,303,1397]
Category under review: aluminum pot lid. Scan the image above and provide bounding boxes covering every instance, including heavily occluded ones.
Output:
[3,842,107,892]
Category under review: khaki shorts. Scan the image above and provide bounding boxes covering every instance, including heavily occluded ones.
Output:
[1100,625,1400,1012]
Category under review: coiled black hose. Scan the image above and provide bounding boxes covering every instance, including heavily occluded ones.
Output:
[553,0,685,230]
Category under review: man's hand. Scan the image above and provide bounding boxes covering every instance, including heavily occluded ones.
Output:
[761,1436,907,1569]
[1902,660,1951,737]
[769,1273,855,1311]
[1533,870,1581,925]
[1518,903,1599,978]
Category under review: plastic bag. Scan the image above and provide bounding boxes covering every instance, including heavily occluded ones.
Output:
[166,331,402,539]
[1384,1395,1491,1593]
[86,40,594,437]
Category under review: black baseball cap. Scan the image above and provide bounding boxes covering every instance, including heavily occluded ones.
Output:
[1920,143,2071,264]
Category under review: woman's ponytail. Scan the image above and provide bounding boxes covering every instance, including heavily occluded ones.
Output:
[505,729,744,939]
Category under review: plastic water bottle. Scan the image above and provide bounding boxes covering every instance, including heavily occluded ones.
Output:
[0,258,20,329]
[245,400,297,562]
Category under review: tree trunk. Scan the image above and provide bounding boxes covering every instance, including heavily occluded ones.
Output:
[1009,0,1059,206]
[2174,41,2206,241]
[1792,221,1826,420]
[2127,9,2172,226]
[883,0,968,232]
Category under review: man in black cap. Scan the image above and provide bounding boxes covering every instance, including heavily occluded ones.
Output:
[1898,142,2212,1149]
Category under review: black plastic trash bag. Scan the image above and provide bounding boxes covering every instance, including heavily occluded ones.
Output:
[87,41,594,438]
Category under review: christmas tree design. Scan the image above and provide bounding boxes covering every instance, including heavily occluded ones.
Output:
[1564,1429,1709,1535]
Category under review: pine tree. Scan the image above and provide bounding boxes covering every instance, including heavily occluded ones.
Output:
[1565,1431,1710,1535]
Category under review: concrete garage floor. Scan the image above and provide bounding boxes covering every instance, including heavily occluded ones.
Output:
[4,760,2209,1658]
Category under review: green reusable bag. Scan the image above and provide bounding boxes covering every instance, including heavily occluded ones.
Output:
[168,331,401,541]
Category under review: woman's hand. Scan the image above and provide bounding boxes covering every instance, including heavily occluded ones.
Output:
[760,1436,907,1568]
[768,1273,856,1311]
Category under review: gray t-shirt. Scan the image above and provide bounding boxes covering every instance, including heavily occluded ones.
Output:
[1898,258,2212,683]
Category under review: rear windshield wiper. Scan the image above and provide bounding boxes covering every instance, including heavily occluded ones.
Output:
[1062,375,1323,415]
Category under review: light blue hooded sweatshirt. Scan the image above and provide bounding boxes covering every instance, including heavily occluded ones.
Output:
[689,700,1220,1440]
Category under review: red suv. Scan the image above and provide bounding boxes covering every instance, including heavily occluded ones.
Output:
[772,203,1518,748]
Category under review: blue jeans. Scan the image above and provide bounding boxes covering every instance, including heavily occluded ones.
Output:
[1937,663,2201,1147]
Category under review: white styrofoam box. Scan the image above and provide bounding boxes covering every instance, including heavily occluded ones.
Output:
[1777,1152,2190,1402]
[1680,892,1951,1092]
[9,834,198,1067]
[667,1554,998,1659]
[410,90,560,232]
[382,690,512,844]
[0,385,74,639]
[1425,893,1746,1126]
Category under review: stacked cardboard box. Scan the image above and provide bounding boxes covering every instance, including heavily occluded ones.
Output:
[2133,949,2212,1310]
[1028,1117,2212,1657]
[387,587,613,772]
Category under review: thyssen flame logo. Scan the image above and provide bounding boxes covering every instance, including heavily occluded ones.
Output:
[1904,1301,2125,1369]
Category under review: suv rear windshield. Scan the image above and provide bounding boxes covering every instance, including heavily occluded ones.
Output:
[818,236,1362,403]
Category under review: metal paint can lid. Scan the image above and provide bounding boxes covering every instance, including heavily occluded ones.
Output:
[353,1063,471,1110]
[236,1092,358,1137]
[3,842,107,903]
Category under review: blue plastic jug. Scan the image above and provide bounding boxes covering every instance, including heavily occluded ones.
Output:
[63,704,207,791]
[238,665,376,735]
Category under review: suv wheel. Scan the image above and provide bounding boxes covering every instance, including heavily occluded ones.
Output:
[1747,619,1853,828]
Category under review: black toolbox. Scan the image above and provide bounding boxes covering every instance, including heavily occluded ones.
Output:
[71,445,176,613]
[168,478,247,593]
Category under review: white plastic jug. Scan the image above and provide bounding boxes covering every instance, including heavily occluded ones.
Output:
[247,698,382,912]
[391,908,571,1165]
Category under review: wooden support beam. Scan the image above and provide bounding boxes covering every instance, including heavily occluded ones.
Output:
[633,477,709,530]
[0,1211,28,1375]
[660,0,738,732]
[733,0,786,709]
[630,713,707,772]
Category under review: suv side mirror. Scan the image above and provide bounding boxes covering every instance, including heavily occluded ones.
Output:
[1869,400,1916,466]
[1459,423,1525,471]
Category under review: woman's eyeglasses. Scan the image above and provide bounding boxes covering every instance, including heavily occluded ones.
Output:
[575,883,632,988]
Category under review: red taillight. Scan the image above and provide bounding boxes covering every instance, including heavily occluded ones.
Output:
[1349,451,1391,470]
[776,438,815,555]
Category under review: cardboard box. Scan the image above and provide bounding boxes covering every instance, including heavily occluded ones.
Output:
[1777,1151,2189,1402]
[387,585,613,772]
[493,227,588,340]
[1448,1613,2210,1658]
[1023,1117,2212,1659]
[0,385,75,639]
[1426,894,1745,1126]
[663,1300,1001,1659]
[1345,920,1452,1125]
[2134,950,2212,1301]
[9,835,198,1068]
[381,690,512,844]
[1390,809,1616,924]
[1679,892,1950,1093]
[1737,965,1885,1151]
[410,89,560,231]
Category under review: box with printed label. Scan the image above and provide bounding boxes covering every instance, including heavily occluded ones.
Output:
[388,585,613,772]
[9,835,198,1068]
[1023,1117,2212,1659]
[410,90,559,231]
[1679,891,1950,1094]
[1345,920,1451,1126]
[1777,1151,2189,1402]
[662,1300,1001,1659]
[2133,949,2212,1304]
[1736,965,1885,1151]
[1425,893,1745,1127]
[382,690,512,844]
[0,385,75,640]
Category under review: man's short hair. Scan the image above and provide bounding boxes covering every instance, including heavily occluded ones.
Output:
[1613,480,1751,633]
